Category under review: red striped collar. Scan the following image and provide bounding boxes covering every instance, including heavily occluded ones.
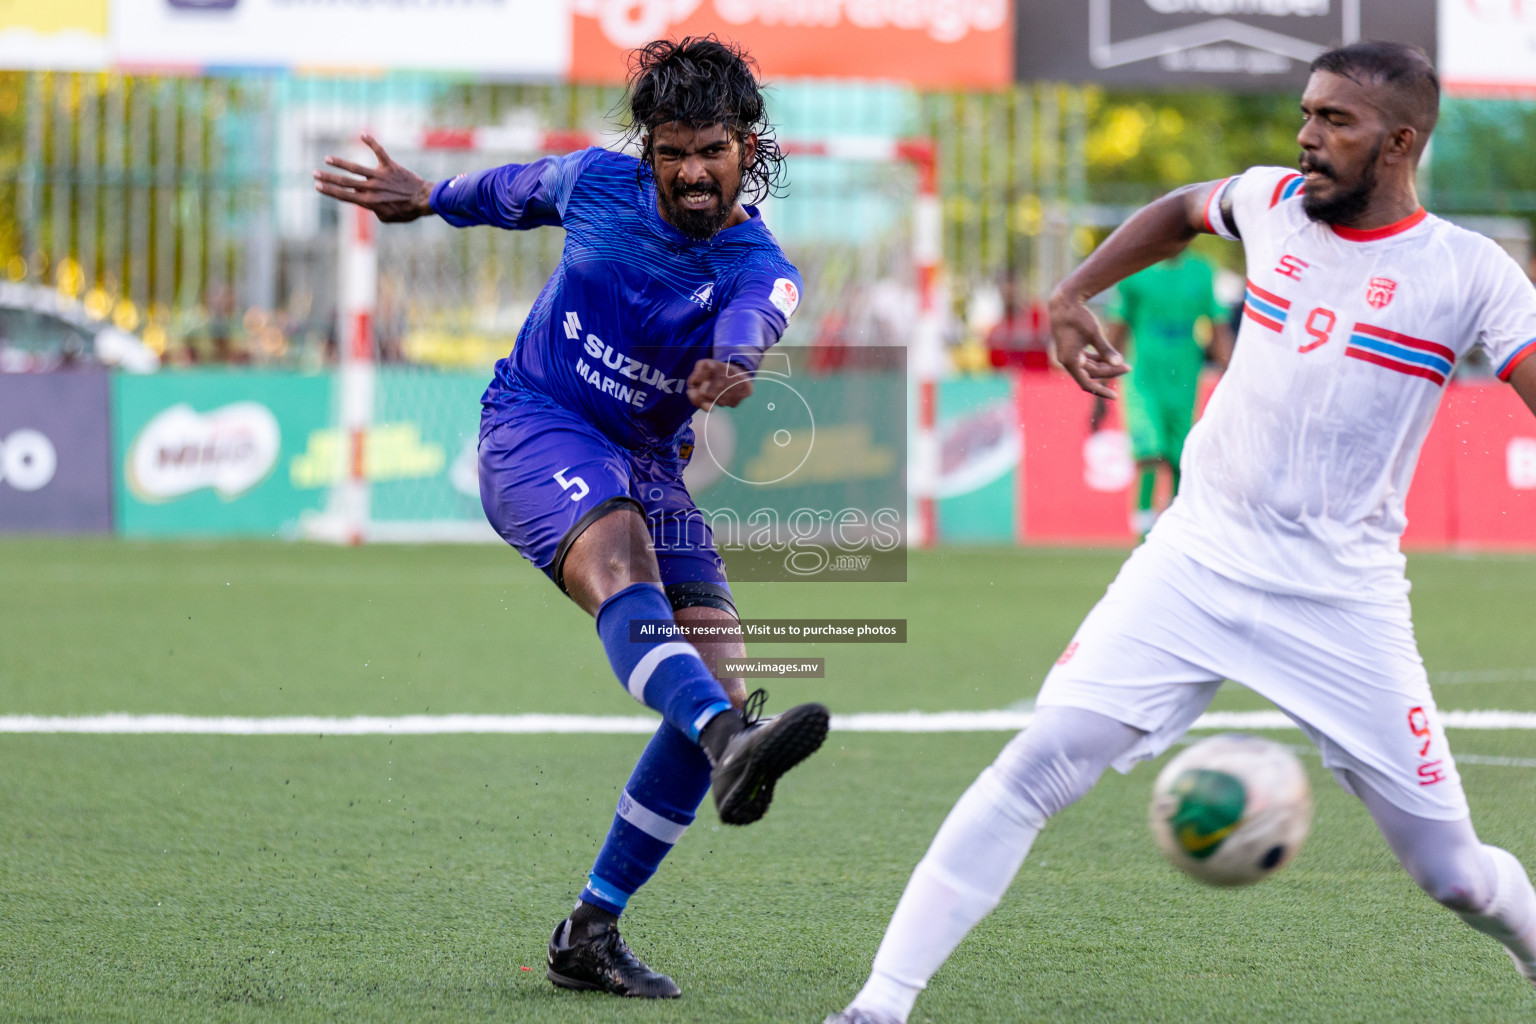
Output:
[1329,207,1428,242]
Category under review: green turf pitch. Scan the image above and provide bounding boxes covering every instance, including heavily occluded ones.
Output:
[3,539,1536,1022]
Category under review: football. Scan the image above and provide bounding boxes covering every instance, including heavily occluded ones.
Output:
[1149,734,1313,887]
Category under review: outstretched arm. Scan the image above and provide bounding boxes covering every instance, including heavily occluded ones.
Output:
[315,134,579,231]
[313,134,434,223]
[1049,180,1224,398]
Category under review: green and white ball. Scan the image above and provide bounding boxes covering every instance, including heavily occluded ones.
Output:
[1149,734,1313,887]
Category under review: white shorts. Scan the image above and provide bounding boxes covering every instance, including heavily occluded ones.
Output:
[1038,538,1468,821]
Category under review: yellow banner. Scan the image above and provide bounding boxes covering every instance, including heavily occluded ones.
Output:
[0,0,106,34]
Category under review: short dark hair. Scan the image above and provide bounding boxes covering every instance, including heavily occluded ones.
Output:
[623,36,787,205]
[1310,41,1440,143]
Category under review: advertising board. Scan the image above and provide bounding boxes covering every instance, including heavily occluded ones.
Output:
[0,0,107,70]
[1015,0,1436,90]
[935,375,1018,543]
[113,371,331,537]
[1439,0,1536,97]
[0,372,113,533]
[112,0,568,75]
[1008,372,1536,550]
[683,357,908,581]
[571,0,1013,87]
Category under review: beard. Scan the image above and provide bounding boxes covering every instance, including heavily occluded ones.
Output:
[657,176,743,241]
[1300,140,1381,226]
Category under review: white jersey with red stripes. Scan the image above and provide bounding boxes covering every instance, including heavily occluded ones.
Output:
[1151,165,1536,603]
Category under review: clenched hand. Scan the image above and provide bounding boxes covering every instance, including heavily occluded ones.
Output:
[687,359,754,411]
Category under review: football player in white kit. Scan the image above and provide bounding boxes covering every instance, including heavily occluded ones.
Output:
[826,42,1536,1024]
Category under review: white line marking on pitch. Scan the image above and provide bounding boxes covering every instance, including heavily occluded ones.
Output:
[1455,753,1536,768]
[3,709,1536,734]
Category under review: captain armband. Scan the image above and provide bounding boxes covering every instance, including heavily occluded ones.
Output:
[1209,176,1242,241]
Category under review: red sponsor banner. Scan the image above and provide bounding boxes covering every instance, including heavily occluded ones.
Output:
[1401,390,1453,548]
[1408,383,1536,551]
[1013,373,1536,551]
[570,0,1012,88]
[1014,372,1136,545]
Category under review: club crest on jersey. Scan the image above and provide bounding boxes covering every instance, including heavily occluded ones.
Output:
[770,278,800,317]
[1366,277,1397,310]
[690,282,715,310]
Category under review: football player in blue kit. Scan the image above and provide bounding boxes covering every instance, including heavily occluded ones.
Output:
[314,37,829,999]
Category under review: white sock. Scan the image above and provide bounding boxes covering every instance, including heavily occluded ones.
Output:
[850,768,1045,1023]
[1457,845,1536,979]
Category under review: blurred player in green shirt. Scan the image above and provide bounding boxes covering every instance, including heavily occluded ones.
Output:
[1105,252,1232,535]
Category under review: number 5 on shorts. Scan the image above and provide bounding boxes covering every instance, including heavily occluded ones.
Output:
[554,468,589,502]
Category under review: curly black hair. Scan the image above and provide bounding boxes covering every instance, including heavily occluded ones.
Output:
[621,36,787,204]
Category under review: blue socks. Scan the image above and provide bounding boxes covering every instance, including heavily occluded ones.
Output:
[595,582,732,741]
[576,582,736,920]
[579,722,714,915]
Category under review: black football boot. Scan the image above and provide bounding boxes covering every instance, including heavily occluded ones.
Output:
[710,689,830,826]
[546,919,681,998]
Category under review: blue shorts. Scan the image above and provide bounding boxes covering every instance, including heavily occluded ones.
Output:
[478,392,730,603]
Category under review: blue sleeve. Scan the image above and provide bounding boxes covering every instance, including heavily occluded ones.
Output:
[428,148,593,230]
[713,265,803,373]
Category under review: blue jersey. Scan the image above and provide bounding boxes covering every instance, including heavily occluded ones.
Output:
[430,147,803,449]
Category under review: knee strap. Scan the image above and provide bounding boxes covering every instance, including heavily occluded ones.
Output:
[550,495,646,594]
[665,581,737,617]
